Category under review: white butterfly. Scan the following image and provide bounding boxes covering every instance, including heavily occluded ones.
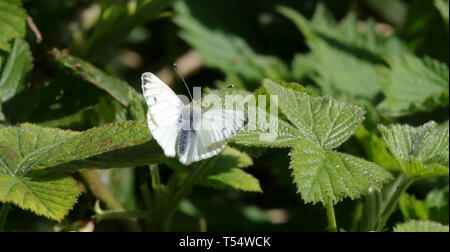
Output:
[141,72,248,165]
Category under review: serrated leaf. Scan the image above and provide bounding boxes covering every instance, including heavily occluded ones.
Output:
[279,5,407,100]
[50,49,147,121]
[394,220,449,232]
[263,79,365,150]
[0,38,32,103]
[0,121,160,220]
[379,122,449,178]
[51,49,131,106]
[0,0,27,52]
[0,121,156,175]
[260,79,392,204]
[378,55,449,117]
[174,1,289,90]
[290,142,392,203]
[0,171,80,221]
[166,147,261,192]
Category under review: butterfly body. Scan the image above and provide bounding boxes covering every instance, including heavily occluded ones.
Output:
[142,72,248,165]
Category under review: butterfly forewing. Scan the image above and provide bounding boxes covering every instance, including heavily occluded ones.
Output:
[141,73,184,157]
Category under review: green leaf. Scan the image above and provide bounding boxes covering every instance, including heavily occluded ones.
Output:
[264,79,365,150]
[425,187,449,225]
[378,55,449,117]
[379,122,449,178]
[354,126,400,172]
[0,121,156,175]
[0,171,80,221]
[435,0,449,26]
[0,38,32,103]
[262,79,392,204]
[399,193,429,221]
[51,49,131,106]
[0,0,27,52]
[174,1,290,90]
[79,0,173,62]
[166,147,261,192]
[50,49,147,121]
[279,5,407,100]
[394,220,449,232]
[0,121,160,220]
[290,142,391,203]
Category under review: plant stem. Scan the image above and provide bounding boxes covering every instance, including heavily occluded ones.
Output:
[80,170,124,211]
[325,200,337,232]
[375,173,412,232]
[361,190,382,232]
[161,158,215,231]
[0,203,11,232]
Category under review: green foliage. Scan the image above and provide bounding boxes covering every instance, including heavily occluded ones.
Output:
[236,79,392,204]
[379,122,449,178]
[173,1,290,90]
[378,55,449,117]
[400,187,449,225]
[279,4,406,101]
[394,220,449,232]
[166,147,261,192]
[435,0,449,26]
[0,0,27,52]
[51,49,132,106]
[0,38,32,103]
[78,0,174,62]
[0,121,158,220]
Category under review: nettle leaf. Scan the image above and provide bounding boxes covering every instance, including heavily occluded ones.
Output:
[0,0,27,52]
[394,220,449,232]
[166,147,261,192]
[174,1,290,90]
[259,79,392,204]
[0,38,32,103]
[378,55,449,117]
[379,122,449,178]
[0,121,159,220]
[279,5,407,100]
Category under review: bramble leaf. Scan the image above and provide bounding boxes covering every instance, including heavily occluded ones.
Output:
[394,220,449,232]
[260,79,392,204]
[378,55,449,117]
[379,122,449,178]
[279,5,406,100]
[0,172,80,221]
[166,147,261,192]
[0,0,27,52]
[0,121,160,220]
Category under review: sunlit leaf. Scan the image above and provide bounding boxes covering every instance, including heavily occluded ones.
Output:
[0,0,27,52]
[394,220,449,232]
[379,122,449,178]
[0,38,32,103]
[378,55,449,117]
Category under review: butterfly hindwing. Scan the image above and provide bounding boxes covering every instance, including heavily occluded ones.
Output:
[178,109,248,165]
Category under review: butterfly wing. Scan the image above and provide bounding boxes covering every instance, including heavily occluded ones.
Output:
[141,73,184,157]
[178,109,248,165]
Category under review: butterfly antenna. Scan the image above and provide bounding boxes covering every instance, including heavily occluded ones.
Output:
[173,64,193,101]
